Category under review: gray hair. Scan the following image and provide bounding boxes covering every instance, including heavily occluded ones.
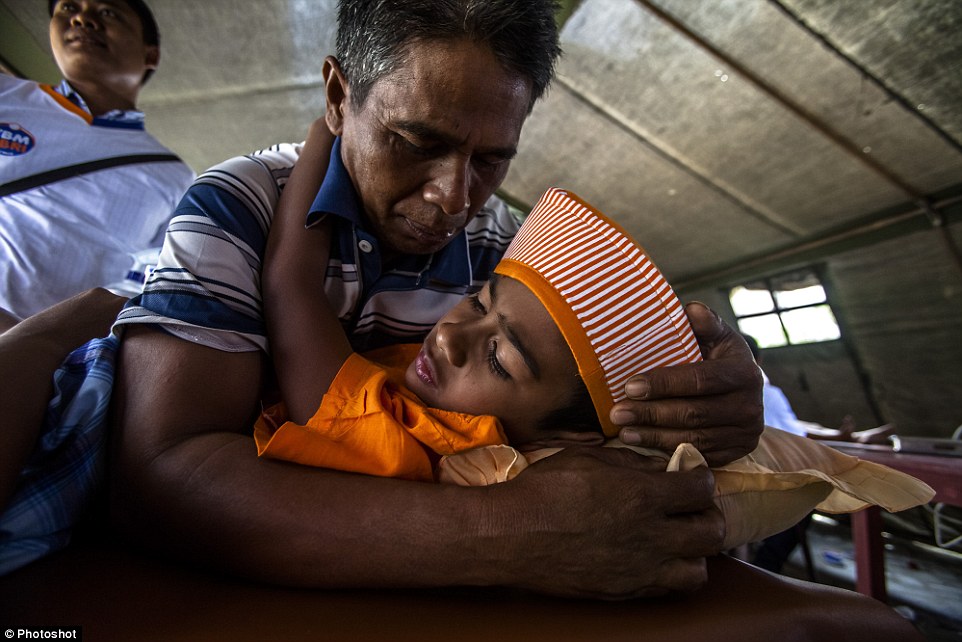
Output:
[335,0,562,112]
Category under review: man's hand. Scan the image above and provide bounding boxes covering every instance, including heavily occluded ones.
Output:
[489,447,724,600]
[609,302,763,466]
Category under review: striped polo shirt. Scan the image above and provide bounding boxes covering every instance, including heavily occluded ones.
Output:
[114,138,521,353]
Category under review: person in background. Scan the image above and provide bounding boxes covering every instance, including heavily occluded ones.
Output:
[741,332,892,574]
[741,334,806,437]
[742,333,892,443]
[0,0,194,322]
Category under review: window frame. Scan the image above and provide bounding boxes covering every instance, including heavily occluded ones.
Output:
[728,267,841,348]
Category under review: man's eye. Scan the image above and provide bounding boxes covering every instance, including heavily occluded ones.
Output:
[100,8,116,17]
[474,156,506,171]
[394,134,433,157]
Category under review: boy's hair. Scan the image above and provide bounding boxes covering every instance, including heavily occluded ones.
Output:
[335,0,562,112]
[48,0,160,84]
[536,376,603,435]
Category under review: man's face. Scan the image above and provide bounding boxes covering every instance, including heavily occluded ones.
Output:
[49,0,158,90]
[330,38,533,257]
[405,275,584,446]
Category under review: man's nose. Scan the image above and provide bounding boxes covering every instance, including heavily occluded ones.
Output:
[424,155,471,217]
[70,6,101,29]
[435,321,469,368]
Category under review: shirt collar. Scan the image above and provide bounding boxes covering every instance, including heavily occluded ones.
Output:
[307,137,363,227]
[55,79,146,129]
[306,137,472,287]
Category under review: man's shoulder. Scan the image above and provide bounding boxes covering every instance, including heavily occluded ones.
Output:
[465,194,523,245]
[0,74,42,102]
[0,73,31,90]
[197,142,301,189]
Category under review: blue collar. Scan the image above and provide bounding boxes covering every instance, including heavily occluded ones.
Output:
[306,138,471,287]
[55,79,146,130]
[307,137,363,227]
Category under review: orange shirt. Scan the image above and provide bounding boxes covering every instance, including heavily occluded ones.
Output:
[254,345,507,481]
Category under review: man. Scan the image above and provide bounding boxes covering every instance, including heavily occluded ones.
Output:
[111,0,763,599]
[0,0,194,322]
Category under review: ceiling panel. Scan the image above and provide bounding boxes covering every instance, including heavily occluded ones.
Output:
[525,0,960,247]
[657,0,962,193]
[501,86,794,280]
[779,0,962,144]
[3,0,960,282]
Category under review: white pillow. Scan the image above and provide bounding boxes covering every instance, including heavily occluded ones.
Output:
[438,427,935,549]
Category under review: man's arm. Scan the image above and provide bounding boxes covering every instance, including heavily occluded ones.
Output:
[611,302,764,466]
[112,325,723,598]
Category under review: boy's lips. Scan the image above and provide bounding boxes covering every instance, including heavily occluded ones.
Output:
[414,348,438,387]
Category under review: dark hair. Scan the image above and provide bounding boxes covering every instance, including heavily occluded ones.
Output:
[48,0,160,83]
[335,0,562,112]
[535,374,604,436]
[741,333,760,361]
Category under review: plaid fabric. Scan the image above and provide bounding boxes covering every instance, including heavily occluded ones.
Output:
[0,335,118,574]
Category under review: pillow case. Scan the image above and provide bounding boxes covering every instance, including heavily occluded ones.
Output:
[438,427,935,549]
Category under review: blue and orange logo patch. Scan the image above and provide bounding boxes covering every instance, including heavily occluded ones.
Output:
[0,123,36,156]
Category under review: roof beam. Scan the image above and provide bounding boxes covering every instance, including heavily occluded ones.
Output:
[673,183,962,294]
[632,0,930,204]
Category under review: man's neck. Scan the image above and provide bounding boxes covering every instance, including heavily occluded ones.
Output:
[66,78,139,117]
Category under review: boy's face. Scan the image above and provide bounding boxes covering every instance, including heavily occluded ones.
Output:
[329,38,531,258]
[405,274,584,445]
[49,0,158,90]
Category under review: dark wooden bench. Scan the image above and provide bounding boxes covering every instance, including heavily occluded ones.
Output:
[0,536,923,641]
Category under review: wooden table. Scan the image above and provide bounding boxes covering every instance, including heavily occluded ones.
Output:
[827,441,962,601]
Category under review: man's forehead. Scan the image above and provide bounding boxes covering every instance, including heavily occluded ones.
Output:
[55,0,140,17]
[369,79,527,153]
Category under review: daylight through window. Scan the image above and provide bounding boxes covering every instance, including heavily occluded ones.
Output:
[728,269,841,348]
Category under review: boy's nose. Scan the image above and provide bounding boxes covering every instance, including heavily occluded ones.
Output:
[435,321,468,368]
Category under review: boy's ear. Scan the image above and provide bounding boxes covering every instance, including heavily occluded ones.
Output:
[523,430,606,450]
[322,56,348,136]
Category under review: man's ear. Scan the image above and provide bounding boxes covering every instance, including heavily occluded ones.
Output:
[322,56,348,136]
[144,45,160,72]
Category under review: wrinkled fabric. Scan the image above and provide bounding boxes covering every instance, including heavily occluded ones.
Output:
[255,346,506,482]
[0,335,118,574]
[439,427,934,549]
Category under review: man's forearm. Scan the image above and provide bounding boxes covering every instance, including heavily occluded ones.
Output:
[111,326,511,588]
[111,427,511,588]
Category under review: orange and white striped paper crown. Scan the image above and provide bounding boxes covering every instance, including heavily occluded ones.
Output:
[494,188,702,437]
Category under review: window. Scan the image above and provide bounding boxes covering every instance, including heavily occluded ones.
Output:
[729,269,840,348]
